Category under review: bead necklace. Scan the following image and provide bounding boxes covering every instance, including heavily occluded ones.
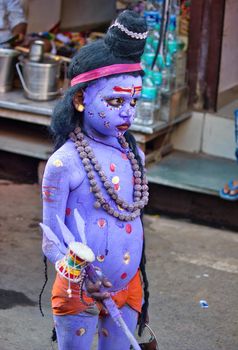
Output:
[70,127,149,221]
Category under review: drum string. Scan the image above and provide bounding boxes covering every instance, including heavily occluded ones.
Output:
[68,252,78,297]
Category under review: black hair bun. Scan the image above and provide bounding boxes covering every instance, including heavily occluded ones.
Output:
[68,10,147,80]
[104,10,147,60]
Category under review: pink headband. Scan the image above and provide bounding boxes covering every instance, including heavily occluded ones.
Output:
[70,63,142,87]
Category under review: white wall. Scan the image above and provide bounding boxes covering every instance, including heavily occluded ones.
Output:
[171,112,236,160]
[26,0,116,33]
[60,0,116,30]
[27,0,61,33]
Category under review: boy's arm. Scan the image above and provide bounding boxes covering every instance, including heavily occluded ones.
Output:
[42,153,71,264]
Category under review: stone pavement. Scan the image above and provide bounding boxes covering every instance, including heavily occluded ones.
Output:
[0,183,237,350]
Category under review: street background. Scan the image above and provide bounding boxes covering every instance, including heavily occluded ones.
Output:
[0,181,237,350]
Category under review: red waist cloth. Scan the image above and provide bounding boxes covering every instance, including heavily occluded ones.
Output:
[52,270,143,316]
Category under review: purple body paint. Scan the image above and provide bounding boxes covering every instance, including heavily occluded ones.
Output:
[42,74,144,291]
[42,75,145,349]
[83,75,142,138]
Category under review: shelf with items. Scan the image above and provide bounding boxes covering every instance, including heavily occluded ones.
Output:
[0,90,191,166]
[133,110,191,165]
[0,119,52,160]
[0,89,190,131]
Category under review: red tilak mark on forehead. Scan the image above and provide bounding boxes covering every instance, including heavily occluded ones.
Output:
[113,86,142,96]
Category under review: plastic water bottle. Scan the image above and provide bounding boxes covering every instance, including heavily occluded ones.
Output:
[144,36,155,55]
[144,11,158,31]
[141,52,155,71]
[161,67,170,94]
[142,10,157,65]
[161,55,172,93]
[135,72,157,125]
[167,14,178,53]
[168,27,186,90]
[142,50,155,73]
[159,55,172,122]
[152,23,160,50]
[156,53,165,70]
[152,65,162,109]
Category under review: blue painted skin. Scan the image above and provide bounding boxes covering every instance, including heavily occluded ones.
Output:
[42,137,144,291]
[42,75,145,350]
[53,305,138,350]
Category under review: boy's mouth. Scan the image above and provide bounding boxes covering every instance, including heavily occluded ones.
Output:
[116,123,130,131]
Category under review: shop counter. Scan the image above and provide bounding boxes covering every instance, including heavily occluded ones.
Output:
[0,89,191,162]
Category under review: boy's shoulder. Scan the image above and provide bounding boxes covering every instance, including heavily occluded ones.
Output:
[46,140,78,167]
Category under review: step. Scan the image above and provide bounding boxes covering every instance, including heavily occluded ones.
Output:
[147,150,238,196]
[146,151,238,231]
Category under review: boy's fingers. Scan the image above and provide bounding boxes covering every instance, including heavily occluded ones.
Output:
[85,280,102,293]
[90,291,111,301]
[102,277,112,288]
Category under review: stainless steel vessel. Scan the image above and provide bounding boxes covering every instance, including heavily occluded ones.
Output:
[0,48,19,92]
[28,40,44,62]
[16,57,61,101]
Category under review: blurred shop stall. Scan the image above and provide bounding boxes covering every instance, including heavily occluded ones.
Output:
[1,0,237,229]
[0,0,191,171]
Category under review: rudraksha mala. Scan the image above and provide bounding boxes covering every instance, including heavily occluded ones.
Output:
[69,127,149,222]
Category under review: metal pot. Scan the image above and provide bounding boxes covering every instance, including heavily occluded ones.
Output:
[0,48,19,92]
[16,58,61,101]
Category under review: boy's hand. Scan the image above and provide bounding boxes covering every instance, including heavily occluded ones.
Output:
[85,276,112,301]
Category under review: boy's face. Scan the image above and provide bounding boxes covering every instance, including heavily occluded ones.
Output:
[83,74,142,138]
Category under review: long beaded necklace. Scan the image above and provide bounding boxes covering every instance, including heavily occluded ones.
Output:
[69,127,149,222]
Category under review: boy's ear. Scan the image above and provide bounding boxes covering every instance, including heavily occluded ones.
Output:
[73,89,84,110]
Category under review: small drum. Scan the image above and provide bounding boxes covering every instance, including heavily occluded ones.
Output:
[55,242,95,283]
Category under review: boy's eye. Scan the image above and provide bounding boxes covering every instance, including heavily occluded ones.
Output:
[105,97,124,107]
[130,98,137,107]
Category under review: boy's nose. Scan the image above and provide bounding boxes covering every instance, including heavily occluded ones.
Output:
[119,107,133,119]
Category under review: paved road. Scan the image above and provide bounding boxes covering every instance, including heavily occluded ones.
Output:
[0,183,237,350]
